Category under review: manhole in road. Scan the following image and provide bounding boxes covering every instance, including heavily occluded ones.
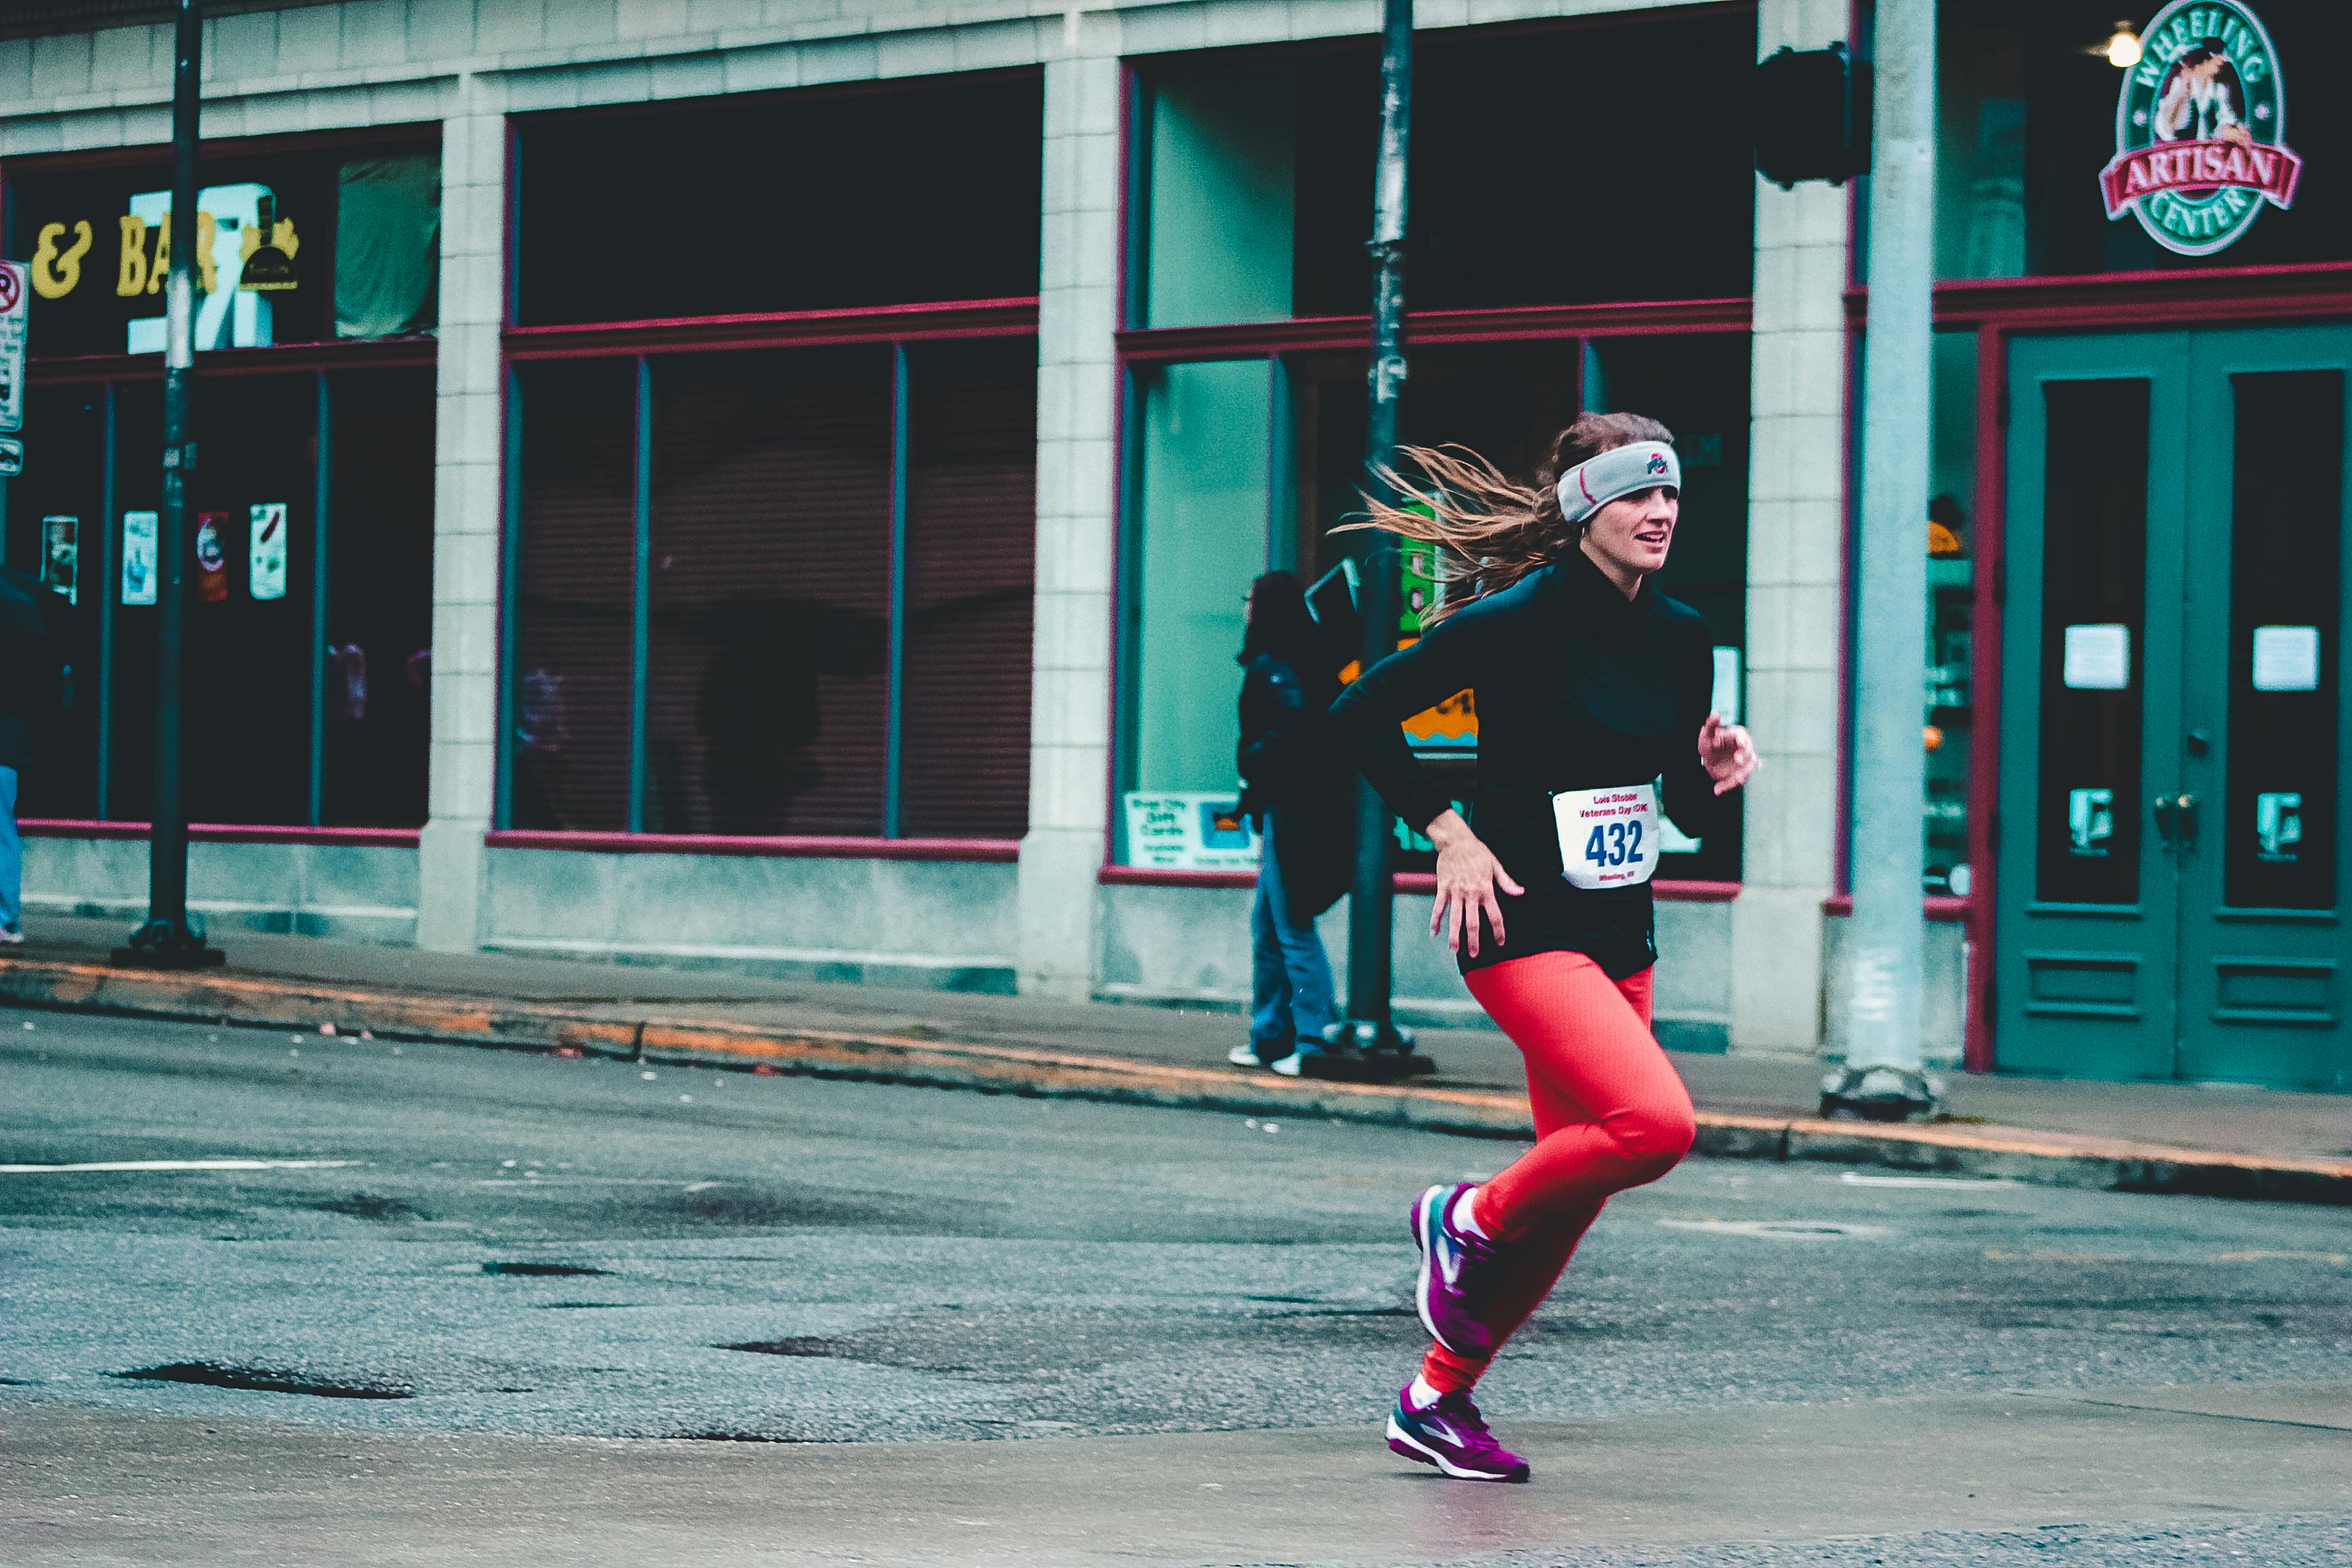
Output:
[1657,1219,1891,1240]
[114,1362,413,1399]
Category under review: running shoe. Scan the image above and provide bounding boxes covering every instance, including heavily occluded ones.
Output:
[1411,1182,1495,1358]
[1269,1044,1323,1077]
[0,927,21,945]
[1386,1384,1529,1482]
[1228,1043,1276,1068]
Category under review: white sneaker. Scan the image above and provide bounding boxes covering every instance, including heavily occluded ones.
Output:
[1271,1048,1319,1077]
[0,928,22,946]
[1228,1043,1270,1068]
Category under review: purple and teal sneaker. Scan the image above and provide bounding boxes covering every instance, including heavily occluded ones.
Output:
[1411,1182,1495,1359]
[1386,1384,1529,1482]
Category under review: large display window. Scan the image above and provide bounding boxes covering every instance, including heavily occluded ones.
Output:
[3,365,436,829]
[1134,13,1757,329]
[502,78,1043,847]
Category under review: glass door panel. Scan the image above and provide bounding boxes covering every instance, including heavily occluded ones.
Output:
[2032,380,2149,908]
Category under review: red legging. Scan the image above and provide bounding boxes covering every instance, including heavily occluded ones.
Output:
[1420,950,1697,1395]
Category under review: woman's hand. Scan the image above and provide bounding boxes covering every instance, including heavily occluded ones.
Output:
[1698,713,1759,796]
[1427,809,1523,958]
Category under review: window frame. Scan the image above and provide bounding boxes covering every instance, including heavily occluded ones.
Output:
[7,125,442,841]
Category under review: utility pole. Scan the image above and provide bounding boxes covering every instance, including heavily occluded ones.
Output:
[1823,0,1934,1116]
[1324,0,1428,1079]
[116,0,221,970]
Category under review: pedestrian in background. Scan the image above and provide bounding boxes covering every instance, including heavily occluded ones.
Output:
[0,561,52,946]
[1229,572,1353,1076]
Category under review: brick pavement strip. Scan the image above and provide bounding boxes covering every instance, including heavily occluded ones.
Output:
[2,956,2346,1206]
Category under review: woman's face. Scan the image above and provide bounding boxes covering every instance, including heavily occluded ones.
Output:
[1582,485,1680,583]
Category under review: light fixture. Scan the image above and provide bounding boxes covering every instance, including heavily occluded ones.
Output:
[2106,21,2142,69]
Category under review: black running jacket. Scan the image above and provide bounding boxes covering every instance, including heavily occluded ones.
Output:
[1328,549,1733,979]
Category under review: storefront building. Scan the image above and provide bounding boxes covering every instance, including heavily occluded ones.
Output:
[0,0,2341,1089]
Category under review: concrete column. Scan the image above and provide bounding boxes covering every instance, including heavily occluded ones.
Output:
[1731,0,1853,1052]
[417,72,507,953]
[1016,36,1122,1001]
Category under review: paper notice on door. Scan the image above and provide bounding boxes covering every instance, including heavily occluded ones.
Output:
[120,512,158,606]
[249,503,287,600]
[2061,623,2130,690]
[2251,625,2320,692]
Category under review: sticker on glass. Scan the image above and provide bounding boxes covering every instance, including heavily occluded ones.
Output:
[2250,625,2319,691]
[39,515,78,606]
[249,503,287,601]
[2068,787,2114,857]
[120,511,158,606]
[2062,624,2131,690]
[195,513,229,604]
[2255,791,2302,861]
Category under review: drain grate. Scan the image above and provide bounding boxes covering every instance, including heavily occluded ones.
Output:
[720,1338,836,1358]
[482,1262,609,1277]
[114,1362,412,1399]
[669,1430,811,1442]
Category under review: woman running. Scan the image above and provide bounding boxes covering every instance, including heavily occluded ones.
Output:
[1328,412,1758,1483]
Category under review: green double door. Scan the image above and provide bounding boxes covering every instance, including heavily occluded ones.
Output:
[1999,328,2348,1091]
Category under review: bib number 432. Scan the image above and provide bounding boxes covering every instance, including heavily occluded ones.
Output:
[1553,783,1661,891]
[1584,819,1644,870]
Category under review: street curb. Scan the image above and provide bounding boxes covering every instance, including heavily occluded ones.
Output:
[5,956,2347,1206]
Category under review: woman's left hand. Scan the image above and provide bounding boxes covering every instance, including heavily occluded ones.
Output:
[1698,713,1758,796]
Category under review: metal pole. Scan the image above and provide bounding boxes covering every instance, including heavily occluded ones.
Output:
[1826,0,1936,1116]
[118,0,220,968]
[1330,0,1423,1073]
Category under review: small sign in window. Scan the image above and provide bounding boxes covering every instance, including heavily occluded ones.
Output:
[2250,625,2321,692]
[2068,787,2114,857]
[2062,623,2130,690]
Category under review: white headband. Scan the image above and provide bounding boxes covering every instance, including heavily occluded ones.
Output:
[1555,441,1681,525]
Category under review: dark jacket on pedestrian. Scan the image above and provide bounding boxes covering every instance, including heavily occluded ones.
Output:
[1237,593,1354,918]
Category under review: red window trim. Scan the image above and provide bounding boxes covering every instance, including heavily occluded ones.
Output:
[1099,865,1741,900]
[501,298,1041,360]
[1845,261,2352,333]
[18,819,421,848]
[29,336,439,385]
[483,830,1020,863]
[1820,892,1973,925]
[1115,297,1750,363]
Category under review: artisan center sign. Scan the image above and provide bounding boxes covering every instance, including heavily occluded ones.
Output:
[2100,1,2304,257]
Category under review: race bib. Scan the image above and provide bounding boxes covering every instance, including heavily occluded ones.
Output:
[1552,783,1659,890]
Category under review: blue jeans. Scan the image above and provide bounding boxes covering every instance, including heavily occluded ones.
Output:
[1251,815,1337,1053]
[0,766,18,934]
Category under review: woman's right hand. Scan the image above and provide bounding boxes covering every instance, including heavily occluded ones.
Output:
[1426,809,1524,958]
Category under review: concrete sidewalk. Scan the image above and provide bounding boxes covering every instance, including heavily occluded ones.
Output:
[3,914,2347,1203]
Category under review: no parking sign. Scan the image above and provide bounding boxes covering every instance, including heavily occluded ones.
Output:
[0,259,25,434]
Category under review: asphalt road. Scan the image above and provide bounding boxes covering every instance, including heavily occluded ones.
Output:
[3,1008,2349,1567]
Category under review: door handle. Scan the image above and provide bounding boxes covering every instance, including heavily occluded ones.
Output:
[2173,791,2198,845]
[2152,794,2176,843]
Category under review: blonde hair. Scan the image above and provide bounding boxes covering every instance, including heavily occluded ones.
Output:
[1345,410,1674,625]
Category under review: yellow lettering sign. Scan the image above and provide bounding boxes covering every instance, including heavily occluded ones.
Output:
[118,215,148,295]
[147,214,169,294]
[32,220,93,299]
[195,210,217,293]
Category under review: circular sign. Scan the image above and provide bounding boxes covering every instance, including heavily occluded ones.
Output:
[195,519,224,571]
[2101,1,2304,257]
[0,265,20,311]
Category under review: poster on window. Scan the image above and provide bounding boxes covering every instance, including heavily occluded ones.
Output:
[40,515,78,606]
[120,511,157,605]
[195,512,229,603]
[1122,791,1260,870]
[249,503,287,600]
